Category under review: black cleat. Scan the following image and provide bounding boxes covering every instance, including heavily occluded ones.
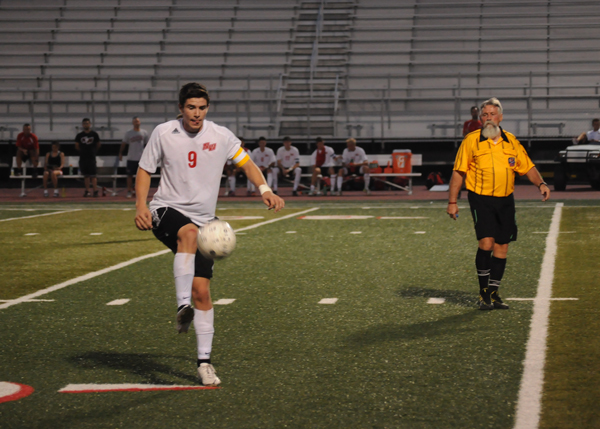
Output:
[83,190,91,197]
[292,190,298,196]
[491,291,510,309]
[176,304,195,333]
[479,288,494,310]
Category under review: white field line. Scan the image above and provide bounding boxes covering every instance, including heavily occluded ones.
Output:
[514,202,564,429]
[0,209,82,222]
[0,208,317,310]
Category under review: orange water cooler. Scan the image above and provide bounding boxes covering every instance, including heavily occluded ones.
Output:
[392,149,412,174]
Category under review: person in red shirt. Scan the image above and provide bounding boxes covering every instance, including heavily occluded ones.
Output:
[15,123,39,176]
[463,106,482,136]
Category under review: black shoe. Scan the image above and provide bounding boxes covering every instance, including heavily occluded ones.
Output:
[273,190,278,195]
[93,190,99,197]
[83,191,91,197]
[176,304,195,333]
[479,288,494,310]
[491,291,510,309]
[292,190,298,196]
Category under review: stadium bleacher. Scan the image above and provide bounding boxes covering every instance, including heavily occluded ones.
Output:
[0,0,599,142]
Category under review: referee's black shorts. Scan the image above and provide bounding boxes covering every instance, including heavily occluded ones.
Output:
[151,207,214,279]
[467,191,517,244]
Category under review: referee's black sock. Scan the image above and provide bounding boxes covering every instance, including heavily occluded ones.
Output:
[489,256,507,294]
[475,248,492,291]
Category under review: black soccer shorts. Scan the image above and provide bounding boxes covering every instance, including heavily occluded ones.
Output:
[79,157,97,177]
[126,160,139,176]
[151,207,214,279]
[468,191,517,244]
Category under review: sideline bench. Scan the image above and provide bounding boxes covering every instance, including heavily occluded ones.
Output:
[11,153,422,197]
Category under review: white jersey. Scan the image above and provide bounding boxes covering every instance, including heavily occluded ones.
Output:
[342,146,368,165]
[310,145,336,167]
[122,129,150,161]
[139,119,249,226]
[586,129,600,142]
[276,146,300,169]
[251,147,276,168]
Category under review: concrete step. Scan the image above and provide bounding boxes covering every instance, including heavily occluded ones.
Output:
[291,59,346,67]
[289,71,342,79]
[279,120,334,136]
[296,24,349,32]
[282,107,334,116]
[287,83,336,91]
[293,47,347,55]
[299,13,351,20]
[295,36,349,43]
[301,2,355,9]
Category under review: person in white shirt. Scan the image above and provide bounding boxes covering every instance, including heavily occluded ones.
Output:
[135,83,284,387]
[119,116,150,198]
[309,137,339,196]
[224,137,251,196]
[575,118,600,144]
[250,137,276,195]
[338,138,371,195]
[274,136,302,196]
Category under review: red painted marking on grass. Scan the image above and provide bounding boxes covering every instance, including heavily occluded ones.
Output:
[0,382,35,403]
[58,384,219,393]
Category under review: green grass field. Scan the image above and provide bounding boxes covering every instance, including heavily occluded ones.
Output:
[0,200,598,428]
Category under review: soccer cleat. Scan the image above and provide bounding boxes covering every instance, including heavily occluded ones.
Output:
[227,190,235,197]
[53,189,59,197]
[198,363,221,386]
[364,188,371,195]
[491,291,510,309]
[93,190,99,198]
[176,304,195,333]
[126,191,133,198]
[479,288,494,310]
[43,190,49,197]
[292,190,298,196]
[308,190,316,196]
[83,190,91,197]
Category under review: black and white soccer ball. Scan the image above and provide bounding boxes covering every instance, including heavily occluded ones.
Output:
[197,219,236,260]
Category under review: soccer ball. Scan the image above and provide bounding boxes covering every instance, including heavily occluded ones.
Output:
[197,219,236,260]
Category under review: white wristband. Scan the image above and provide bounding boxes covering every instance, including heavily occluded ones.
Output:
[258,184,272,195]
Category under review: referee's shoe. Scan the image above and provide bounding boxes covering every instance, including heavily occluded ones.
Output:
[479,288,494,310]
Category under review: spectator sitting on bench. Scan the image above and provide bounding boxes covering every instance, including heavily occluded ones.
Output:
[75,117,101,197]
[309,137,339,196]
[463,106,482,136]
[274,136,302,196]
[250,136,276,195]
[15,123,39,177]
[119,116,150,198]
[575,118,600,144]
[43,141,65,198]
[225,137,251,196]
[338,138,371,196]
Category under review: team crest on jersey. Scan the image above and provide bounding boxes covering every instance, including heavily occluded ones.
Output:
[203,142,216,151]
[508,157,515,167]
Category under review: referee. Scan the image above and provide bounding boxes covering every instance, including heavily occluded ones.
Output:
[447,97,550,310]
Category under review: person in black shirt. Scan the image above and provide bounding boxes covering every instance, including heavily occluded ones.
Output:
[75,118,101,197]
[43,141,65,197]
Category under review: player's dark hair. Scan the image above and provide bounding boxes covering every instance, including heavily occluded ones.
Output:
[283,136,291,142]
[51,141,60,147]
[82,118,90,123]
[471,106,478,110]
[23,123,30,127]
[179,82,210,106]
[315,137,323,142]
[258,136,267,142]
[592,118,599,123]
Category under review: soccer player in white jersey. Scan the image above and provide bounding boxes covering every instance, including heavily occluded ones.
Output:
[339,138,371,195]
[274,136,302,196]
[309,137,339,196]
[119,116,150,198]
[251,137,276,193]
[135,83,284,386]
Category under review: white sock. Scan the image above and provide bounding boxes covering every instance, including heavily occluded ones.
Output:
[330,175,337,191]
[267,172,273,188]
[364,173,370,189]
[337,175,343,191]
[194,308,214,360]
[293,167,301,191]
[173,253,194,308]
[228,176,235,192]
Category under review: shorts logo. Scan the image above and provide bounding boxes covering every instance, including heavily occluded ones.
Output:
[203,142,216,151]
[508,157,515,167]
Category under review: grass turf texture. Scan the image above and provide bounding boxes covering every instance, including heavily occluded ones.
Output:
[540,206,600,429]
[0,200,595,427]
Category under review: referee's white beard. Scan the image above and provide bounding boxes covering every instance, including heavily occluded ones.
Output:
[481,121,500,139]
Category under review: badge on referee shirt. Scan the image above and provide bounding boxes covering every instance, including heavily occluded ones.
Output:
[508,157,515,167]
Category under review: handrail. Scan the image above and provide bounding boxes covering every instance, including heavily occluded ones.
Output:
[309,0,325,100]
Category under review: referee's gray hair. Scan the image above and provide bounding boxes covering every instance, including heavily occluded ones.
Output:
[480,97,503,114]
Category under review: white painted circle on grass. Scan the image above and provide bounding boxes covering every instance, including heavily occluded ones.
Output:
[0,382,35,404]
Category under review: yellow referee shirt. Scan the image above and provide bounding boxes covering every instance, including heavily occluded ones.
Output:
[453,128,535,197]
